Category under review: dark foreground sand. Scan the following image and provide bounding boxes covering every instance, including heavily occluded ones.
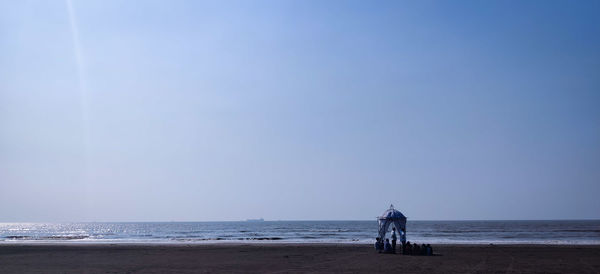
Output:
[1,244,599,273]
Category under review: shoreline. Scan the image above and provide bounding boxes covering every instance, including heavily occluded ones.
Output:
[1,241,600,246]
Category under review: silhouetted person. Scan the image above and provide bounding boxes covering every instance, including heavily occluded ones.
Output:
[413,242,420,255]
[375,237,383,253]
[405,241,412,255]
[391,227,397,253]
[384,239,392,253]
[400,228,406,246]
[421,244,427,255]
[426,244,433,256]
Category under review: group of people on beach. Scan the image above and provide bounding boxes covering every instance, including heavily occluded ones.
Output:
[375,227,433,256]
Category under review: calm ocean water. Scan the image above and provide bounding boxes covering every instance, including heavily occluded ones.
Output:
[0,220,598,245]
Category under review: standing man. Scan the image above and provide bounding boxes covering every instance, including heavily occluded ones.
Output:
[400,228,407,254]
[391,227,397,253]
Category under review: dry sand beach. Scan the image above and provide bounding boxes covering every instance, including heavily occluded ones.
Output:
[1,244,599,273]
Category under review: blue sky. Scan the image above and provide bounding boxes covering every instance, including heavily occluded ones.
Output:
[0,0,599,221]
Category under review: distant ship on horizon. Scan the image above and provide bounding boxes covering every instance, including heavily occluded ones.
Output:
[245,218,265,222]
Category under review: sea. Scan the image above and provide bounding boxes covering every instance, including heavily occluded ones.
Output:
[1,220,598,245]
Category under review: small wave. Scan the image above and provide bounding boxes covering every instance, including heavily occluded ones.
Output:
[173,231,207,235]
[5,236,32,239]
[41,236,89,240]
[4,235,89,240]
[554,229,600,233]
[244,237,283,240]
[187,237,284,241]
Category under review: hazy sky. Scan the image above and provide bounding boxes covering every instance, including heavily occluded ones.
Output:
[1,0,599,221]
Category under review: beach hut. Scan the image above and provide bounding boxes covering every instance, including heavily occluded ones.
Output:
[377,204,407,241]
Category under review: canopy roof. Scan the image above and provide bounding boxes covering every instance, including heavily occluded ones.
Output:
[377,205,407,240]
[378,204,407,220]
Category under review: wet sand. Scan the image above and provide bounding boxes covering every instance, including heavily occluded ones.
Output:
[0,244,599,273]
